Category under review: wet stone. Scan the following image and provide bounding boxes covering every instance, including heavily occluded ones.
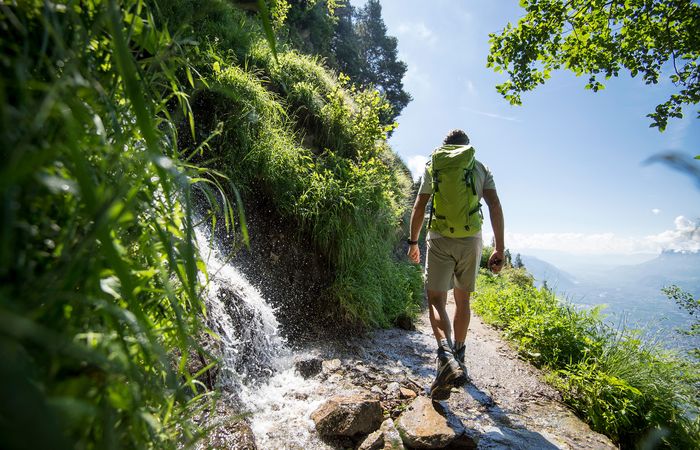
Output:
[396,396,465,449]
[198,401,257,450]
[380,418,405,449]
[322,358,342,373]
[311,393,383,438]
[399,387,417,399]
[358,419,405,450]
[358,429,384,450]
[295,357,323,379]
[385,382,401,398]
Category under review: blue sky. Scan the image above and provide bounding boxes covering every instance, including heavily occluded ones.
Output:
[351,0,700,258]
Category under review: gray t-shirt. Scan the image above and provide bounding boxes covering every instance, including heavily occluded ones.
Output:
[418,148,496,239]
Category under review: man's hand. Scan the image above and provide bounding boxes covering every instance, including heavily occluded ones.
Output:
[408,194,430,265]
[488,250,504,274]
[407,244,420,264]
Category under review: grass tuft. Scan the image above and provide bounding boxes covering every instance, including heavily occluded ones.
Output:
[474,269,700,448]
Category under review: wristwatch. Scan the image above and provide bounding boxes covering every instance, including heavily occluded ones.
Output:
[406,238,419,245]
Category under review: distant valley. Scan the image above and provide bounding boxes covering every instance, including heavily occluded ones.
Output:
[516,251,700,349]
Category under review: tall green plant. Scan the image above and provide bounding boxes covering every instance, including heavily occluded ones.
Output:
[0,1,241,448]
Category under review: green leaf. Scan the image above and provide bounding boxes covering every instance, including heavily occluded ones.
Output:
[257,0,278,63]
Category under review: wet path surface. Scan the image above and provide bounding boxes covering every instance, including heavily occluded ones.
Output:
[315,292,616,449]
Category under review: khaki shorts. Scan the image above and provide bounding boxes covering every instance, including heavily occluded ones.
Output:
[425,237,483,292]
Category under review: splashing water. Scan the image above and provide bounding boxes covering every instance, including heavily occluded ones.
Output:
[194,225,333,448]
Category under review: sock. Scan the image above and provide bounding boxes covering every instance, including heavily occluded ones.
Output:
[454,341,465,352]
[438,338,453,355]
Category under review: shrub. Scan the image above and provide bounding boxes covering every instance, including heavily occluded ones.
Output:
[474,273,700,448]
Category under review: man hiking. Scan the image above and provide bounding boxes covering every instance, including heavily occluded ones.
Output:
[407,129,505,400]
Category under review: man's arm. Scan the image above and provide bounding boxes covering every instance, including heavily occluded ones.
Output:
[483,189,505,273]
[407,193,431,264]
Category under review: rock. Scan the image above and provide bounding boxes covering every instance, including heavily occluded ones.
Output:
[371,385,383,395]
[198,401,257,450]
[399,387,417,399]
[227,420,257,450]
[354,363,369,374]
[295,357,323,378]
[380,419,405,449]
[311,394,383,437]
[396,396,464,449]
[394,313,415,331]
[445,430,479,449]
[358,419,405,450]
[385,382,401,398]
[358,429,384,450]
[322,358,342,373]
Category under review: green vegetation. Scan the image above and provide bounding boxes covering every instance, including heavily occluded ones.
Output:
[663,285,700,359]
[157,0,421,326]
[488,0,700,133]
[0,1,237,448]
[1,0,420,447]
[474,268,700,448]
[285,0,411,124]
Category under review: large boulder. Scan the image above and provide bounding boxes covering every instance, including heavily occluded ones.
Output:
[311,393,383,437]
[396,396,469,449]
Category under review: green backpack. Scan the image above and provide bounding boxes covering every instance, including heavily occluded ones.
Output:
[427,144,483,237]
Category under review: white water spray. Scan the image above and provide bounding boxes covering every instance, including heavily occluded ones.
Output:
[194,225,333,448]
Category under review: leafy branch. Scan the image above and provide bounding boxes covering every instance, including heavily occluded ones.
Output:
[488,0,700,133]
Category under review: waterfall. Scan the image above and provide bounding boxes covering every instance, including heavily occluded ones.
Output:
[194,225,333,448]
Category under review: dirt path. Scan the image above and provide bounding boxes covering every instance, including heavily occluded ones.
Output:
[323,292,616,449]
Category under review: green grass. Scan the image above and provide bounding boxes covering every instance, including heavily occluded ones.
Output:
[473,268,700,448]
[0,1,244,448]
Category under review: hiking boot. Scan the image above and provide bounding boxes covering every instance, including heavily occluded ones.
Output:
[430,347,465,400]
[453,345,469,386]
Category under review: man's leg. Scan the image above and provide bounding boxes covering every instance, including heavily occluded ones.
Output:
[451,236,481,382]
[425,238,466,399]
[427,288,466,399]
[453,287,471,344]
[452,287,471,380]
[427,289,452,346]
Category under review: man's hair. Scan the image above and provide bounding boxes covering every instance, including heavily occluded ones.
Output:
[443,129,470,145]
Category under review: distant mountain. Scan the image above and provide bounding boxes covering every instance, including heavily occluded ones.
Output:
[520,250,700,296]
[514,251,699,342]
[612,250,700,293]
[519,255,579,291]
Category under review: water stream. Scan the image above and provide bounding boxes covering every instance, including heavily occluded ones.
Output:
[194,225,334,448]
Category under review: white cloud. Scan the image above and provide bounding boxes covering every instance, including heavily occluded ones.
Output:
[652,208,661,215]
[494,216,699,255]
[406,155,429,182]
[503,231,644,254]
[396,22,437,46]
[646,216,700,252]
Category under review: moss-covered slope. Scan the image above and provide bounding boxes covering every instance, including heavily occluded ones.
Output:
[159,0,422,327]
